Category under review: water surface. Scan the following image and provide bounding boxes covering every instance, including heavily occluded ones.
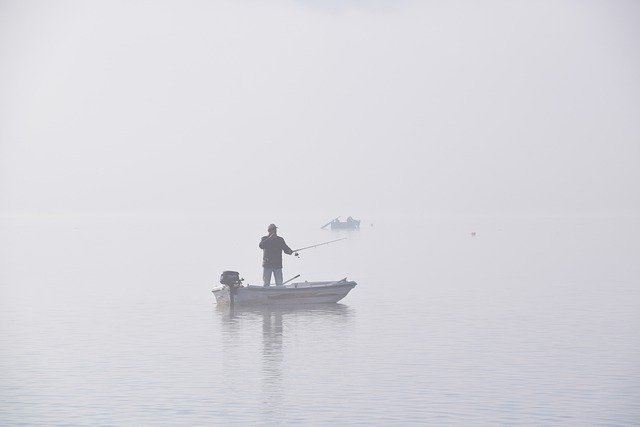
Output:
[1,214,638,424]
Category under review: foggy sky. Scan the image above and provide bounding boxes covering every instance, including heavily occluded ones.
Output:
[1,0,639,218]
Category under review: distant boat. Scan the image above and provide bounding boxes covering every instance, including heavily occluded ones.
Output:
[212,278,357,306]
[322,216,361,230]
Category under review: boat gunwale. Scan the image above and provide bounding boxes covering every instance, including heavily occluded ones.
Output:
[244,282,356,292]
[213,281,356,293]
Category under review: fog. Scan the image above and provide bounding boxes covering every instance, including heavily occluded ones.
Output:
[1,0,639,219]
[2,2,640,424]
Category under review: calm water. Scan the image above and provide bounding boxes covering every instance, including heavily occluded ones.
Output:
[1,214,639,425]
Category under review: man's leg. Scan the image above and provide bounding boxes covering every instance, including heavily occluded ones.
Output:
[274,268,283,286]
[263,268,273,287]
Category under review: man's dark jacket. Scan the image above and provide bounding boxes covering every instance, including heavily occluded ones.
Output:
[259,235,293,268]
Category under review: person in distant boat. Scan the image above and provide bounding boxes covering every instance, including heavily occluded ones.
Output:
[259,223,294,287]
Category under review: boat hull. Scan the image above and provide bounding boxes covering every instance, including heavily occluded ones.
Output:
[212,280,356,306]
[330,221,360,230]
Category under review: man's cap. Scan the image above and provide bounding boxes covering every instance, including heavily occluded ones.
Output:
[268,223,277,230]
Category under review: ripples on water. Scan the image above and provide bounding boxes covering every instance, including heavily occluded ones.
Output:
[1,215,639,424]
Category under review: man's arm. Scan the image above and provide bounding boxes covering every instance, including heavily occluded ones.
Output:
[259,236,268,249]
[281,238,294,255]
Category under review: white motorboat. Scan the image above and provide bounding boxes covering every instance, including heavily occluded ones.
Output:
[212,274,356,306]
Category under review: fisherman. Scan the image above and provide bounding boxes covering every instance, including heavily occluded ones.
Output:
[259,224,294,287]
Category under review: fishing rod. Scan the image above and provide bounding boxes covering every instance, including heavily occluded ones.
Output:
[282,274,300,285]
[293,238,346,256]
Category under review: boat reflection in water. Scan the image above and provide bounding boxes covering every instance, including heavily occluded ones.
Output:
[216,303,354,421]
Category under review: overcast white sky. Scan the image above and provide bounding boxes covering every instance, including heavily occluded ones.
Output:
[1,0,639,218]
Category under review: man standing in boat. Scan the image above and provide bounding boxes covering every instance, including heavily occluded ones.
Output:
[259,223,294,287]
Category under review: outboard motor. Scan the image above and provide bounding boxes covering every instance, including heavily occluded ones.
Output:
[220,270,241,286]
[220,271,243,308]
